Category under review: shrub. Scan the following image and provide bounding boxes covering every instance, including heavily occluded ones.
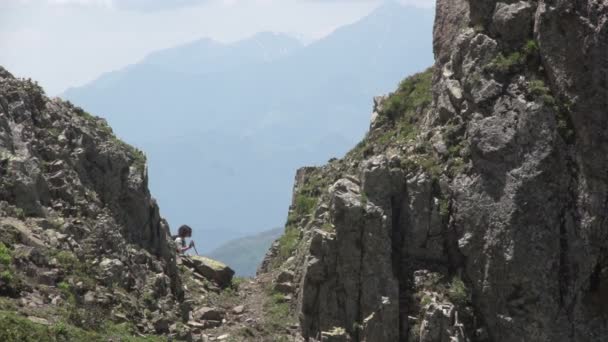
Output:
[418,156,442,179]
[447,277,468,306]
[276,226,300,263]
[294,194,317,217]
[491,51,524,73]
[55,251,80,272]
[0,271,13,283]
[528,79,557,105]
[383,68,433,122]
[523,39,539,56]
[0,243,11,266]
[14,208,25,220]
[488,39,540,74]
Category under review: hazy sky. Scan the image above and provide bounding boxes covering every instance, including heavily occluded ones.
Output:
[0,0,435,95]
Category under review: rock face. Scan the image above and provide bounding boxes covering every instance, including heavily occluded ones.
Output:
[260,1,608,341]
[0,69,187,335]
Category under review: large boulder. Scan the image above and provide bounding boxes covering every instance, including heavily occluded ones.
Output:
[183,256,234,288]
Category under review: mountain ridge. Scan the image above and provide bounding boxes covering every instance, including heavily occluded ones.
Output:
[63,2,436,253]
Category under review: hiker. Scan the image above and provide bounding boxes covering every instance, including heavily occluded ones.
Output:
[174,224,196,255]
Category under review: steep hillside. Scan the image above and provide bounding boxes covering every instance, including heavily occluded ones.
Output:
[254,0,608,341]
[0,67,242,341]
[63,2,435,252]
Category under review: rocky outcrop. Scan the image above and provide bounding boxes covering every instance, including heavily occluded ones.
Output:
[182,256,234,289]
[0,68,186,336]
[261,1,608,341]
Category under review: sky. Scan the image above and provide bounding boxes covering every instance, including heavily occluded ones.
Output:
[0,0,435,95]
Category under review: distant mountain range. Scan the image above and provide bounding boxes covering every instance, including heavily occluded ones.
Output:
[63,2,435,252]
[208,228,283,277]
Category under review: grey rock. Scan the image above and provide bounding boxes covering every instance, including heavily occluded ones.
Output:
[419,302,463,342]
[276,270,295,284]
[264,2,608,342]
[182,256,234,289]
[491,1,534,46]
[0,70,183,332]
[193,307,225,322]
[232,305,245,315]
[321,327,350,342]
[274,282,295,294]
[27,316,50,325]
[151,315,170,334]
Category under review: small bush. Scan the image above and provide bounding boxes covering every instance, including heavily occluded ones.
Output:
[490,52,524,73]
[529,80,555,104]
[447,277,469,306]
[418,157,442,179]
[14,208,25,220]
[0,243,11,266]
[0,270,13,283]
[294,194,317,217]
[488,39,540,74]
[55,251,80,272]
[381,69,433,128]
[276,226,300,263]
[231,276,247,290]
[523,39,539,56]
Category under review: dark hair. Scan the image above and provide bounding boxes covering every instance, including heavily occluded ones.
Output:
[177,225,192,238]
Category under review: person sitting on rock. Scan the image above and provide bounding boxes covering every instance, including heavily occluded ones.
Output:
[174,224,196,255]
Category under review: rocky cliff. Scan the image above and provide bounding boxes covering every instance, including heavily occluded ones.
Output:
[259,1,608,341]
[0,65,186,335]
[0,67,240,341]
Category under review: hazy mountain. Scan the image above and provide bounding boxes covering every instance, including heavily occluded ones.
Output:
[208,228,283,277]
[63,2,435,252]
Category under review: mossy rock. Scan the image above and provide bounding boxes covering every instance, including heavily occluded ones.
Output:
[183,256,234,289]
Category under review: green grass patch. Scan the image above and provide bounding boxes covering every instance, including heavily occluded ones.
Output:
[487,39,540,74]
[522,39,539,56]
[294,194,317,217]
[261,291,296,335]
[418,156,442,179]
[276,226,300,264]
[54,251,83,275]
[357,68,433,152]
[390,68,433,116]
[0,310,165,342]
[490,51,524,73]
[528,79,556,106]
